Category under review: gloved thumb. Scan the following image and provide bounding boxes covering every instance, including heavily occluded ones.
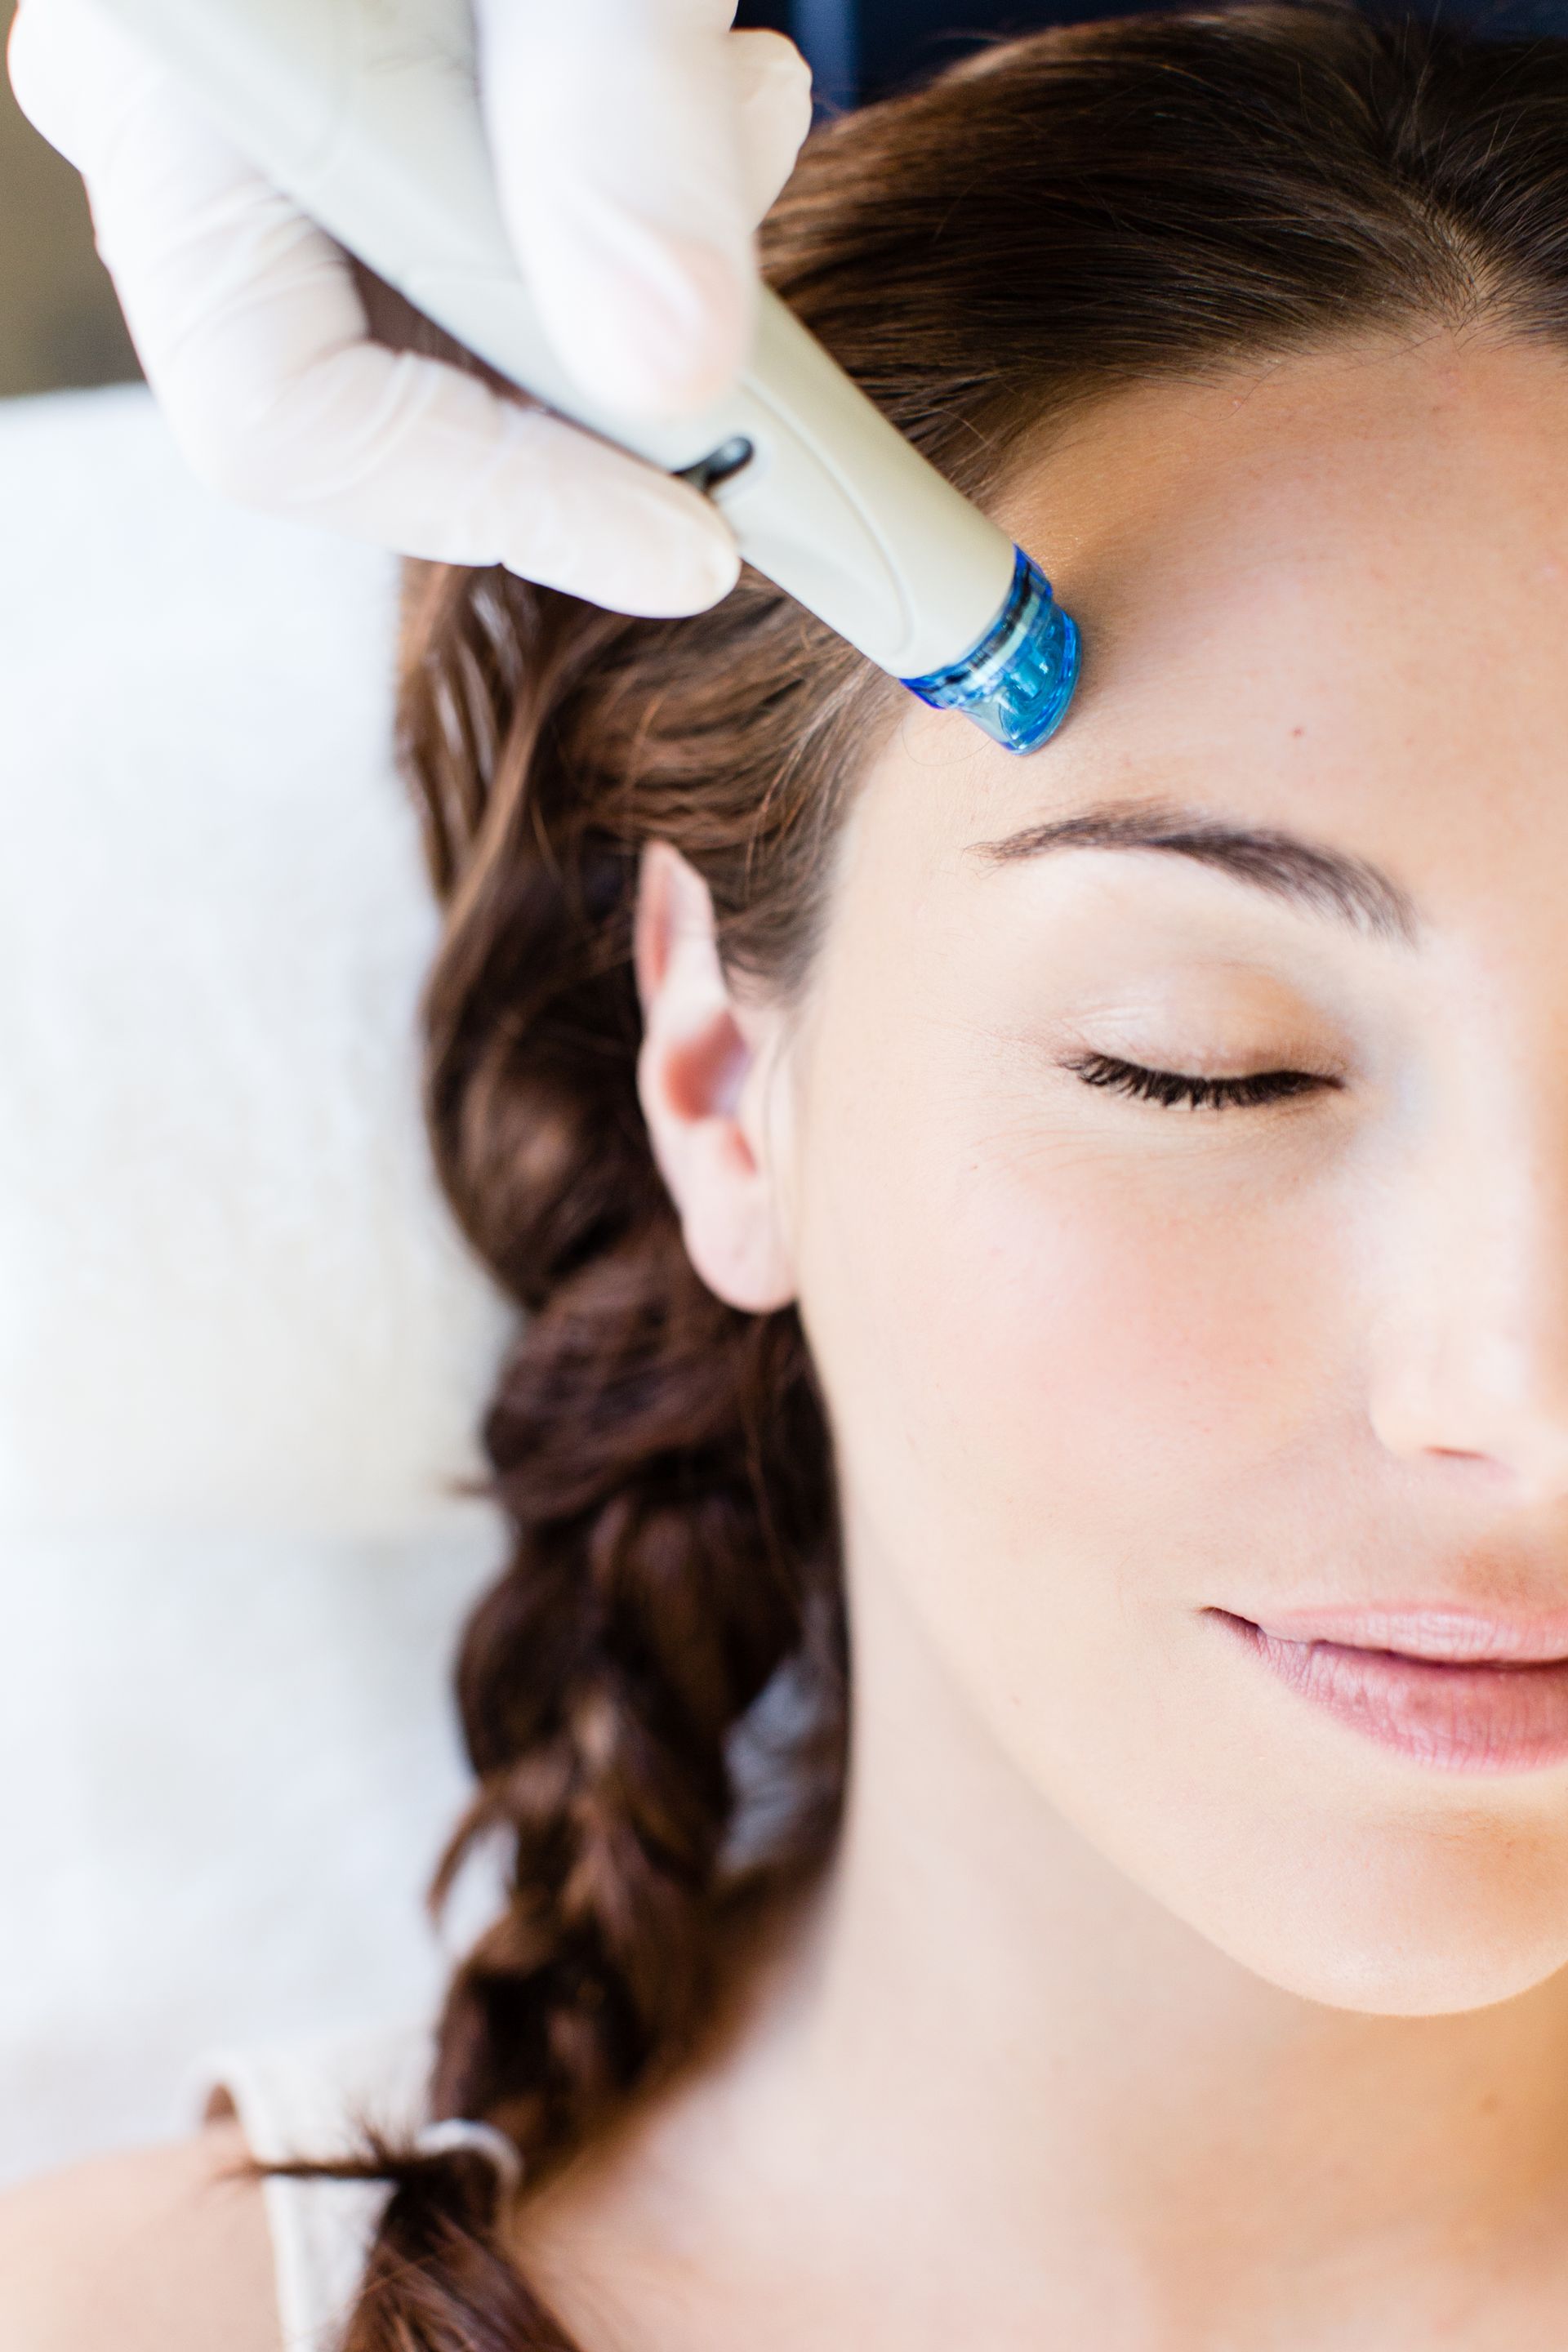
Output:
[477,0,813,416]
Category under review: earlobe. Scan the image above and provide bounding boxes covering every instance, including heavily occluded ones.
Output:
[635,843,795,1316]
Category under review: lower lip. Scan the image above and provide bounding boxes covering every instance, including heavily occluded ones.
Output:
[1216,1613,1568,1774]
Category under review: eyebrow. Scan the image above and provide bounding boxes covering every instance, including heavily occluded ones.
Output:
[969,798,1417,945]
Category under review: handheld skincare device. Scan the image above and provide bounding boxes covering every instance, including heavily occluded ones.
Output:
[95,0,1080,751]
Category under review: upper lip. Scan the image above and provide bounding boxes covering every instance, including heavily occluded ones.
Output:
[1218,1605,1568,1666]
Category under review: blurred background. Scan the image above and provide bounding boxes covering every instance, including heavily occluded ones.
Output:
[0,0,136,397]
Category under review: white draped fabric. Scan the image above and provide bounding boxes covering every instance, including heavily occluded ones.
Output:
[0,385,514,2183]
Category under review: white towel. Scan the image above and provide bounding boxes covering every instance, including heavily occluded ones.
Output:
[0,385,517,2184]
[0,381,517,1536]
[196,2020,436,2352]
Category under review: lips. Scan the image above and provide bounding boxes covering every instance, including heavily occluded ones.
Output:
[1212,1606,1568,1775]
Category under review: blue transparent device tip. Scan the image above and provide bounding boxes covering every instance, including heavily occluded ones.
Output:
[901,547,1080,753]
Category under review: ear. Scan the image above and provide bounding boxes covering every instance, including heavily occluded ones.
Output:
[634,843,795,1314]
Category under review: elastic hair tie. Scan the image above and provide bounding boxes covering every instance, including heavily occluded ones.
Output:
[413,2118,525,2200]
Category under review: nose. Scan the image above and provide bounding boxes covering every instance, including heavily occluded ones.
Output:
[1366,1081,1568,1506]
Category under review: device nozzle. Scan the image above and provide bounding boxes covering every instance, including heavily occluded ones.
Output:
[902,547,1080,754]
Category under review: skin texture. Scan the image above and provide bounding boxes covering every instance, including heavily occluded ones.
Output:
[12,325,1568,2351]
[0,2122,276,2352]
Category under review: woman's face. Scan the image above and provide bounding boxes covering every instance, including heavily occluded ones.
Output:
[649,329,1568,2016]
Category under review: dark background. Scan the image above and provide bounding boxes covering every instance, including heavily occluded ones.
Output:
[740,0,1568,110]
[0,0,139,397]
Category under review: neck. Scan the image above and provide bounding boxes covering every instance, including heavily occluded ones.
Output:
[702,1541,1568,2341]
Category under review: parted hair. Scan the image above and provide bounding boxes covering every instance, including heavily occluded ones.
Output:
[301,6,1568,2345]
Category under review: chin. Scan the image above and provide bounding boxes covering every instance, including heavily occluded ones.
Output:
[1187,1825,1568,2017]
[1240,1928,1568,2019]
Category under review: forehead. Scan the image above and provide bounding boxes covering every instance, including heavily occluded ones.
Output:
[857,332,1568,927]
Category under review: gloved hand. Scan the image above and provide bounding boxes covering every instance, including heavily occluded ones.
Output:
[7,0,813,615]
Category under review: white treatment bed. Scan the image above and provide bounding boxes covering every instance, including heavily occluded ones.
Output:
[0,383,516,2184]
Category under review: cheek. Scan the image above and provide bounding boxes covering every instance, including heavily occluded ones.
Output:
[795,1032,1349,1629]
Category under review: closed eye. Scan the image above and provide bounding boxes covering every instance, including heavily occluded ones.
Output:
[1067,1052,1342,1111]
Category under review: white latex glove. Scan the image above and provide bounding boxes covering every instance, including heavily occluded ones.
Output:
[7,0,813,615]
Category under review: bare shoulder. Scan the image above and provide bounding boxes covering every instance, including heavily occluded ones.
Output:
[0,2121,279,2352]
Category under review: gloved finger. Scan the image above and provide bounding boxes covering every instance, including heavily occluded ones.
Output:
[11,1,809,233]
[11,0,739,612]
[146,181,742,611]
[198,337,745,613]
[7,0,100,166]
[479,0,812,416]
[728,28,817,225]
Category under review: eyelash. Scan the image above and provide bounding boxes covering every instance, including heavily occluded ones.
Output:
[1067,1053,1339,1112]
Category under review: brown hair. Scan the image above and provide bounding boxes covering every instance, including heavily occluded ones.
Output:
[309,6,1568,2344]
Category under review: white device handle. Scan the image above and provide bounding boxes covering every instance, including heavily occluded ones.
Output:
[87,0,1018,679]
